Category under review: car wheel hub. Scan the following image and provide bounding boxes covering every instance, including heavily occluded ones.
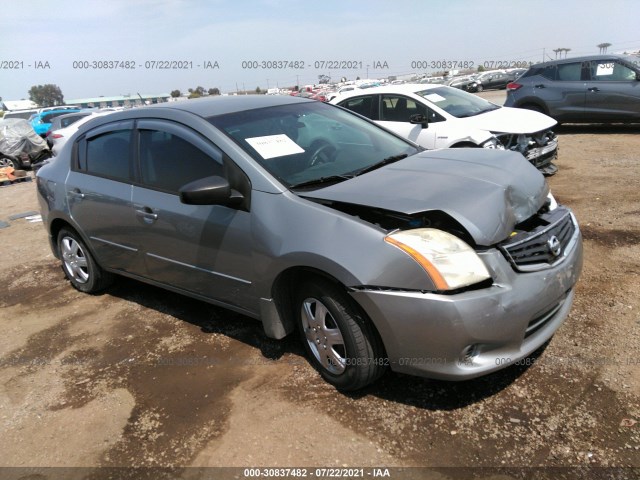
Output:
[301,298,346,374]
[61,237,89,283]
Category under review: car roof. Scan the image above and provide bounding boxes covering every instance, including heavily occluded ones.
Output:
[532,54,637,67]
[333,83,443,100]
[142,94,315,118]
[61,96,321,140]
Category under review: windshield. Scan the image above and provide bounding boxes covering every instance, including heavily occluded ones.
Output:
[416,86,500,118]
[208,101,419,188]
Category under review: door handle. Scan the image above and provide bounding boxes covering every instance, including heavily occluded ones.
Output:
[135,206,158,221]
[588,87,600,92]
[534,84,545,89]
[69,189,85,199]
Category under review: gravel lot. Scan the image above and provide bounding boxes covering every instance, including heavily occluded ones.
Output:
[0,94,638,479]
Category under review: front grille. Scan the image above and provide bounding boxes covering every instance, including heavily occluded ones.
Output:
[500,209,576,271]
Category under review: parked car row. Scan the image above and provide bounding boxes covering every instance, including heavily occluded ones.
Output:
[446,69,526,93]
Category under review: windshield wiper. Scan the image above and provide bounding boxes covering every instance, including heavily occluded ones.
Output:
[355,153,408,176]
[290,174,353,189]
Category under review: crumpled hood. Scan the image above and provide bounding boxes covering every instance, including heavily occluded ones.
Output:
[458,106,557,134]
[304,149,549,246]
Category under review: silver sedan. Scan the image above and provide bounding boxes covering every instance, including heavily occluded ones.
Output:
[36,95,582,390]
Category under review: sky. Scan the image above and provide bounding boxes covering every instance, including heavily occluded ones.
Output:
[1,0,639,102]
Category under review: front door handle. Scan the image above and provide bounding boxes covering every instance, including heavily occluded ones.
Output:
[588,87,600,92]
[135,206,158,222]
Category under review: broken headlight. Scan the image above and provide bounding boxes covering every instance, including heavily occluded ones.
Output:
[384,229,491,291]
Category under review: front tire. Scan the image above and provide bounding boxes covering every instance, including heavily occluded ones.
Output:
[57,228,114,293]
[295,279,386,391]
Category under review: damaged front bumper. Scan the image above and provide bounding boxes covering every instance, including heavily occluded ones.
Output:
[349,216,582,380]
[496,130,558,176]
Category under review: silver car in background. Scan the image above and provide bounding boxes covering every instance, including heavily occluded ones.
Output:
[37,96,583,390]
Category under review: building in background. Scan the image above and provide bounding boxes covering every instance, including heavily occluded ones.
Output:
[66,93,170,109]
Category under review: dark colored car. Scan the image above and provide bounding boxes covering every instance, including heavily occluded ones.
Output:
[453,71,511,92]
[505,54,640,122]
[447,75,477,90]
[36,96,582,391]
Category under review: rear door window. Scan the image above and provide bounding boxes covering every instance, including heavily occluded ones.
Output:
[84,130,133,182]
[556,62,584,81]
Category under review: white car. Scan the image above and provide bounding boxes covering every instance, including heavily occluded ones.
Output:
[50,111,114,156]
[331,84,559,175]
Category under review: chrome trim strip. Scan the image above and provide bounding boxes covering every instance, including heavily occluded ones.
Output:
[90,237,138,252]
[146,253,252,285]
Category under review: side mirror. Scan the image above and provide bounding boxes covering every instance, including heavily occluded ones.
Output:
[179,175,244,207]
[409,113,429,128]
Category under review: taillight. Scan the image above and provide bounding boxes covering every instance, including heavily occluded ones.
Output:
[52,133,63,139]
[507,82,522,91]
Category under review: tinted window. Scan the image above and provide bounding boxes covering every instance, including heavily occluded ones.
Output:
[85,130,131,181]
[540,65,557,80]
[556,63,583,81]
[590,61,637,81]
[42,112,70,123]
[139,130,223,193]
[339,96,375,118]
[380,95,427,122]
[61,115,87,128]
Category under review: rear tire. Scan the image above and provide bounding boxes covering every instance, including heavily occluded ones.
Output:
[295,279,386,391]
[57,228,114,293]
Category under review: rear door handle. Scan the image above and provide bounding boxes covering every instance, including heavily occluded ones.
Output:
[588,87,600,92]
[69,189,85,199]
[534,84,545,89]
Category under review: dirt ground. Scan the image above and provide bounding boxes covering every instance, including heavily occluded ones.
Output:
[0,96,639,479]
